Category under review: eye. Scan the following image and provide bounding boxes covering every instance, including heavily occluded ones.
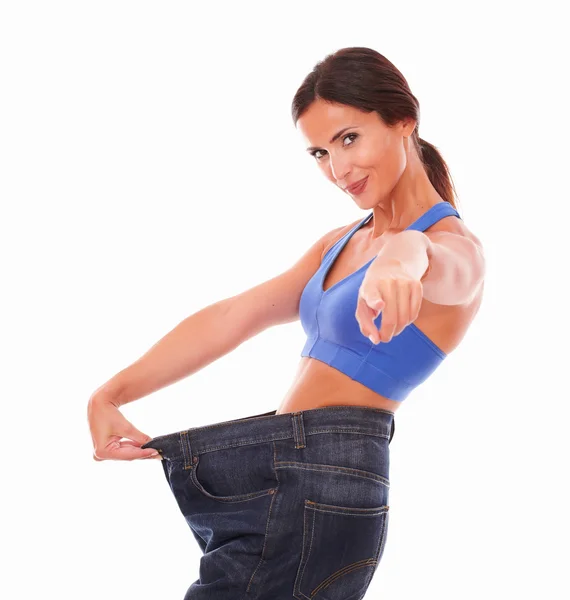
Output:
[311,133,358,160]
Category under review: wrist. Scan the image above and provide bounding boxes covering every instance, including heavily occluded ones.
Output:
[379,230,431,280]
[90,381,125,408]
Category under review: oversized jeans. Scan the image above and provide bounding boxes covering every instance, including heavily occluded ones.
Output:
[141,405,395,599]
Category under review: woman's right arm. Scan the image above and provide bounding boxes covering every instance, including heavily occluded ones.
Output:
[90,224,348,408]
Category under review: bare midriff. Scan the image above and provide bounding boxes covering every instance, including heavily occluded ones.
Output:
[275,355,404,414]
[275,292,483,416]
[274,209,484,416]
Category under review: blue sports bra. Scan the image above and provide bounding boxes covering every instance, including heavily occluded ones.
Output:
[299,201,462,401]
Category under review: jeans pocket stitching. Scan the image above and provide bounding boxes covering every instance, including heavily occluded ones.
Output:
[275,460,390,488]
[312,558,378,597]
[189,455,277,503]
[294,500,389,599]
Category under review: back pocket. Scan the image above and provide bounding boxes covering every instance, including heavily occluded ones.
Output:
[293,500,389,599]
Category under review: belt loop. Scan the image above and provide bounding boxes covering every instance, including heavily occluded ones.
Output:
[291,412,306,449]
[180,430,194,470]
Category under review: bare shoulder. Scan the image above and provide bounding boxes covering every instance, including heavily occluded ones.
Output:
[321,217,363,260]
[425,211,484,252]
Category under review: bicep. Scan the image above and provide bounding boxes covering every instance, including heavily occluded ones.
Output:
[224,233,329,342]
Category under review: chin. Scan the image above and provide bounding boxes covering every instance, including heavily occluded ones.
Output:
[358,197,380,210]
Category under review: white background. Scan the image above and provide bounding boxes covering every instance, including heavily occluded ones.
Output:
[1,1,568,598]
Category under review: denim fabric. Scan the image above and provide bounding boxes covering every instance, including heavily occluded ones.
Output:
[141,405,395,599]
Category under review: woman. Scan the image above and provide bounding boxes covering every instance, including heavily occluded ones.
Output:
[88,47,485,599]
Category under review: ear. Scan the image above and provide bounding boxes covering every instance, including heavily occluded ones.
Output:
[403,118,417,137]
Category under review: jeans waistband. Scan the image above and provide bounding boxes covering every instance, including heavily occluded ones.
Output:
[141,405,395,464]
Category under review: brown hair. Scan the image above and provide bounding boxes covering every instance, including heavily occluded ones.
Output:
[291,47,460,211]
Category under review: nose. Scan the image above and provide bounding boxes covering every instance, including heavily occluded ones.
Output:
[328,153,351,184]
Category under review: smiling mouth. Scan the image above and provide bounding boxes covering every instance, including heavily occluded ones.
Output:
[348,177,368,194]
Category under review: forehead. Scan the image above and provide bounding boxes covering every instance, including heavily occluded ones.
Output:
[297,99,379,145]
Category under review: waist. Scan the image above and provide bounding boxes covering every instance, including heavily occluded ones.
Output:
[299,335,445,402]
[277,356,404,415]
[141,404,395,463]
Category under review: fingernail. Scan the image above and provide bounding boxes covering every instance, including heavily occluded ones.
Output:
[369,335,376,344]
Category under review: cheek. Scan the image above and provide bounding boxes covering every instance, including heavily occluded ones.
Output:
[384,137,407,178]
[366,151,392,188]
[360,135,391,171]
[374,146,405,187]
[358,143,383,168]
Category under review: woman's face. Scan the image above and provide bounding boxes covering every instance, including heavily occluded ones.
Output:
[297,99,415,208]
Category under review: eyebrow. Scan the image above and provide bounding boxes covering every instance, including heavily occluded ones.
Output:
[306,126,356,153]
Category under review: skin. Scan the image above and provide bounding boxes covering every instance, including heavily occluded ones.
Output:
[275,98,484,415]
[299,99,435,344]
[88,98,483,460]
[88,390,163,461]
[299,98,444,238]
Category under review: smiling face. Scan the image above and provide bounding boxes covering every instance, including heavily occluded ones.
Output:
[297,98,417,208]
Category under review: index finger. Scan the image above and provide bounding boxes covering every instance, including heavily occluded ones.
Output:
[355,294,383,343]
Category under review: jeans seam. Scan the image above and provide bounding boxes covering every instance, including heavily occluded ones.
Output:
[186,433,292,455]
[311,558,378,597]
[274,461,390,487]
[245,440,281,593]
[180,431,191,470]
[246,482,279,593]
[362,507,389,590]
[294,502,315,599]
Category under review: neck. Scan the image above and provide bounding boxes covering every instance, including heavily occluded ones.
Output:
[367,146,443,239]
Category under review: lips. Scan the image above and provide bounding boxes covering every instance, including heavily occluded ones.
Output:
[345,177,368,194]
[347,176,368,194]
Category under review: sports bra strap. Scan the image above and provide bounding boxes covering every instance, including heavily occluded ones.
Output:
[404,202,461,232]
[322,202,461,261]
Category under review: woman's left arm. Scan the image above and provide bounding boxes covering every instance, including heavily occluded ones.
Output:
[355,229,486,344]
